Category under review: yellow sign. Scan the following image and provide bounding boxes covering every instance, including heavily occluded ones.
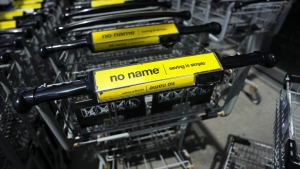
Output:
[94,52,222,101]
[0,11,23,21]
[91,0,125,8]
[14,3,42,9]
[0,21,16,30]
[92,23,179,51]
[12,0,43,5]
[98,76,195,101]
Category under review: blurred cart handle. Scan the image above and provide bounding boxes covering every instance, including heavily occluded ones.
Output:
[54,11,192,35]
[40,22,221,58]
[62,1,172,21]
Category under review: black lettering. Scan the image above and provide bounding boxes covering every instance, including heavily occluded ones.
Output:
[110,75,117,82]
[153,68,159,74]
[128,72,135,79]
[135,71,142,77]
[102,34,112,39]
[118,74,125,80]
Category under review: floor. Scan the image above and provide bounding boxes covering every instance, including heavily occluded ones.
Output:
[68,68,280,169]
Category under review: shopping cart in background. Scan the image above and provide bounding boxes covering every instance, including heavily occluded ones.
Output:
[222,135,273,169]
[274,74,300,169]
[180,0,289,105]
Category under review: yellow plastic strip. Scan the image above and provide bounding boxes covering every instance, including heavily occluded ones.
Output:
[0,11,23,21]
[13,3,42,9]
[12,1,42,5]
[0,20,17,30]
[91,0,125,8]
[94,52,222,101]
[92,23,179,51]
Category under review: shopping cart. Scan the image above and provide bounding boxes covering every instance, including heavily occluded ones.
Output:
[274,74,300,169]
[223,135,273,169]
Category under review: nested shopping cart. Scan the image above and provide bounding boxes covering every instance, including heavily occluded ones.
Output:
[223,135,273,169]
[12,49,277,169]
[274,74,300,169]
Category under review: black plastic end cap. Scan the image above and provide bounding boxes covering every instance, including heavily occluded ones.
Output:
[209,22,222,35]
[39,45,50,59]
[12,90,33,114]
[256,50,278,68]
[181,11,191,20]
[0,53,10,64]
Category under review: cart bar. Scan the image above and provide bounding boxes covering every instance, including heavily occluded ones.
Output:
[0,39,23,49]
[62,1,172,21]
[40,22,220,58]
[54,11,191,35]
[13,50,277,114]
[65,0,158,12]
[0,28,32,38]
[234,0,284,9]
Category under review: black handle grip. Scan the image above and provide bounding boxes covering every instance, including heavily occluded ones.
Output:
[0,52,10,64]
[0,28,32,38]
[12,80,88,114]
[0,39,23,49]
[234,0,282,9]
[54,11,191,35]
[62,1,172,21]
[39,39,88,59]
[221,50,278,69]
[178,22,222,35]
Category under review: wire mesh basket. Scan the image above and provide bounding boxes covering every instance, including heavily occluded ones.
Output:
[274,74,300,169]
[223,135,273,169]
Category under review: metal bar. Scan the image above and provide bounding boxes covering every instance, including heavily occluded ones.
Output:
[35,104,72,151]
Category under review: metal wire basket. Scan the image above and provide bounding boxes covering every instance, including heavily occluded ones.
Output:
[223,135,273,169]
[274,74,300,169]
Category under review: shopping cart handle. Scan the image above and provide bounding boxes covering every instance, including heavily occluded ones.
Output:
[12,80,91,114]
[39,39,88,59]
[64,0,159,12]
[0,39,23,49]
[0,28,32,38]
[54,11,191,35]
[62,1,172,21]
[221,50,278,69]
[0,52,10,64]
[178,22,222,35]
[284,74,300,84]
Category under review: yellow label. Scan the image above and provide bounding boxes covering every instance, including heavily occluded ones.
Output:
[91,0,125,8]
[12,0,43,5]
[0,11,23,21]
[94,36,159,51]
[0,20,16,30]
[98,76,195,101]
[14,3,42,9]
[92,23,179,51]
[94,52,222,101]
